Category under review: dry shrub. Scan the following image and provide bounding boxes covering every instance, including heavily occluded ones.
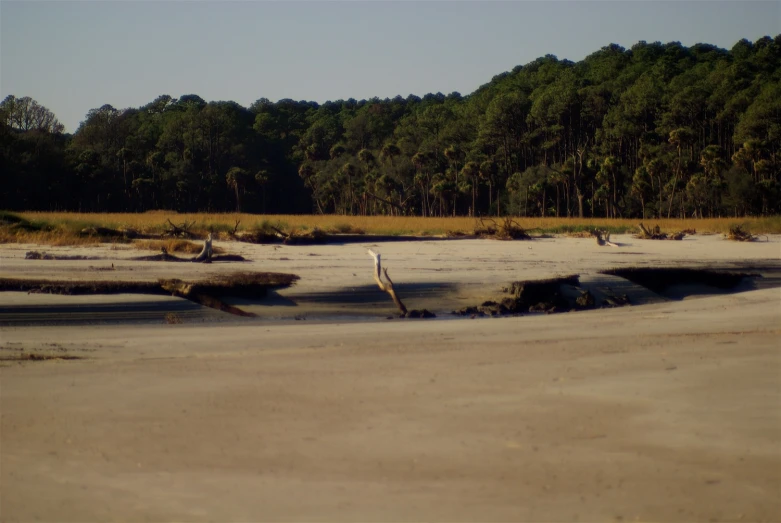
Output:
[636,222,686,240]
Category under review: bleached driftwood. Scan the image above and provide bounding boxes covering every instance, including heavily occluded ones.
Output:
[367,249,408,315]
[193,233,213,262]
[590,229,619,247]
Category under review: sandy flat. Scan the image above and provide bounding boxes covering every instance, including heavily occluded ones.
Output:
[1,235,780,521]
[2,234,780,319]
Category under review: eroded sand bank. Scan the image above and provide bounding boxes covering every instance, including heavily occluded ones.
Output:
[1,233,780,320]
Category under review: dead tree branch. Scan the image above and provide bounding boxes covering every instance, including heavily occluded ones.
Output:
[368,249,407,315]
[165,219,197,238]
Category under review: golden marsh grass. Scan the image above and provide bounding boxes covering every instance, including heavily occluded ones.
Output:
[4,211,781,246]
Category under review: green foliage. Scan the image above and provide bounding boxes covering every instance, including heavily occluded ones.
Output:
[2,35,780,218]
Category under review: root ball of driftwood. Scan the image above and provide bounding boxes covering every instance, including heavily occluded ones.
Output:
[637,222,686,241]
[472,217,532,240]
[726,225,757,242]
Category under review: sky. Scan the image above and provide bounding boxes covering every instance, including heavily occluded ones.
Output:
[1,1,779,133]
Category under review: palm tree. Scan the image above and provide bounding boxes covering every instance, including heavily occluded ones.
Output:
[298,163,324,214]
[380,143,401,167]
[357,149,377,215]
[255,170,270,213]
[479,160,497,215]
[430,174,454,217]
[506,172,524,216]
[330,143,346,160]
[631,166,651,219]
[460,161,480,216]
[412,151,432,217]
[443,145,464,184]
[340,162,358,214]
[668,128,695,218]
[226,167,248,212]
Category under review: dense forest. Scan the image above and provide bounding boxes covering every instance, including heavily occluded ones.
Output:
[2,36,780,218]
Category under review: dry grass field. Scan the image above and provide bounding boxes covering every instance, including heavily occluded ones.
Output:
[2,210,780,245]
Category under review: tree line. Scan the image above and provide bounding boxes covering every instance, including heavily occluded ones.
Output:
[2,36,779,218]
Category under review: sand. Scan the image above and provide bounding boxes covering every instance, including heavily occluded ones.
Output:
[2,233,780,319]
[1,234,780,521]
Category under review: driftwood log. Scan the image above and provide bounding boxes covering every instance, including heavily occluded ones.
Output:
[590,229,618,247]
[366,250,436,318]
[368,249,407,315]
[637,222,686,240]
[193,233,213,262]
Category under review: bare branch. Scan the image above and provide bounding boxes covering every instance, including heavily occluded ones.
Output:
[164,218,197,238]
[367,249,407,315]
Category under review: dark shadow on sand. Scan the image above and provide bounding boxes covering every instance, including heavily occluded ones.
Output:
[289,281,459,305]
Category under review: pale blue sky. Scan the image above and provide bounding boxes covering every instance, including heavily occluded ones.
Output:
[1,1,779,132]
